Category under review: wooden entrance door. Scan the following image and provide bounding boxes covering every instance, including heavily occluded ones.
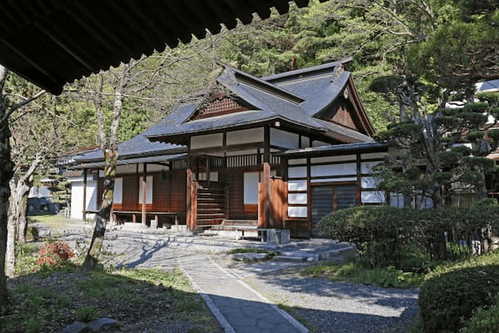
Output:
[311,184,357,231]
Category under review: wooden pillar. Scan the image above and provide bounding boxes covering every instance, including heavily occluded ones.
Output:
[258,162,272,228]
[82,169,87,222]
[186,168,195,231]
[141,163,148,226]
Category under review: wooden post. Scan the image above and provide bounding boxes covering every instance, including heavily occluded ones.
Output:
[82,169,87,221]
[191,181,198,231]
[186,168,193,230]
[141,163,148,226]
[258,162,272,228]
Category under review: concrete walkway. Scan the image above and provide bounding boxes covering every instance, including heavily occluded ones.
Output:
[179,255,308,333]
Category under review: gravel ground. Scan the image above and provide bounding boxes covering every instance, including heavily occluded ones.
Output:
[36,220,419,333]
[240,269,419,333]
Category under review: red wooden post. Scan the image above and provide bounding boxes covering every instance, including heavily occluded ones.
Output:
[142,163,148,226]
[186,168,198,231]
[191,181,198,231]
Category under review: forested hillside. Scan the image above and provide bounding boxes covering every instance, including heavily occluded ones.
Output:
[6,0,499,154]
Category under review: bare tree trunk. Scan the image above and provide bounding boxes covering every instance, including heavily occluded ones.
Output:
[83,64,127,270]
[0,66,13,315]
[17,194,29,244]
[5,188,16,277]
[82,150,117,270]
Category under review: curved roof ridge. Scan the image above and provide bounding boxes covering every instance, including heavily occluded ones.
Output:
[261,57,353,83]
[218,64,305,104]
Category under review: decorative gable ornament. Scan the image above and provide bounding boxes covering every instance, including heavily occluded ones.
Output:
[189,86,256,121]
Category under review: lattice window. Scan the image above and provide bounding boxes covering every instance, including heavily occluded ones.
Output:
[191,94,252,121]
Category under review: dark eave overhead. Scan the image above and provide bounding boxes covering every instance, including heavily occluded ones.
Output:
[0,0,326,95]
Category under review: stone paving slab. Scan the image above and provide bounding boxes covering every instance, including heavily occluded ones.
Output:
[179,255,308,333]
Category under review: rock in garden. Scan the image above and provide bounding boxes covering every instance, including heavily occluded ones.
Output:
[88,318,120,332]
[62,321,91,333]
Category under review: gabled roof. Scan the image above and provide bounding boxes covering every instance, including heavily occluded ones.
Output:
[0,0,325,95]
[146,61,375,143]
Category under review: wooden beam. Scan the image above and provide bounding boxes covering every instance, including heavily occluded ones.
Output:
[82,169,87,221]
[141,163,148,226]
[263,125,270,163]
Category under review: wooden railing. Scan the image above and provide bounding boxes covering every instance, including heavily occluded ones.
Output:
[225,153,281,168]
[226,153,260,168]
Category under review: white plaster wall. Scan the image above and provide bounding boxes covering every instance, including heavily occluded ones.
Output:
[311,163,357,177]
[113,177,123,204]
[289,193,307,204]
[70,179,97,220]
[361,191,385,203]
[115,163,169,175]
[288,166,307,178]
[288,206,307,218]
[244,172,259,204]
[226,149,258,156]
[270,128,300,149]
[139,176,153,204]
[361,177,380,189]
[288,158,307,165]
[191,133,223,149]
[226,128,264,145]
[288,180,307,191]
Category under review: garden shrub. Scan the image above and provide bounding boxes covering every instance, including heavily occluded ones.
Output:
[26,226,39,241]
[36,241,75,267]
[461,294,499,333]
[320,206,499,270]
[419,265,499,333]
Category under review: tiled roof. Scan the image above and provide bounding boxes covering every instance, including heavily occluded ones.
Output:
[74,132,185,163]
[146,62,373,143]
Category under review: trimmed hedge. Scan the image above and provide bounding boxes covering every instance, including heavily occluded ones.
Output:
[461,294,499,333]
[419,265,499,332]
[319,206,499,269]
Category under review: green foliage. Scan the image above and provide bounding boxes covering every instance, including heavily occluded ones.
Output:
[461,294,499,333]
[419,264,499,333]
[377,94,499,207]
[75,306,100,323]
[3,268,219,333]
[302,261,424,288]
[320,206,499,269]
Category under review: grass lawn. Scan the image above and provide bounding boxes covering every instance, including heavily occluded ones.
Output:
[2,244,221,333]
[29,214,81,229]
[301,250,499,289]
